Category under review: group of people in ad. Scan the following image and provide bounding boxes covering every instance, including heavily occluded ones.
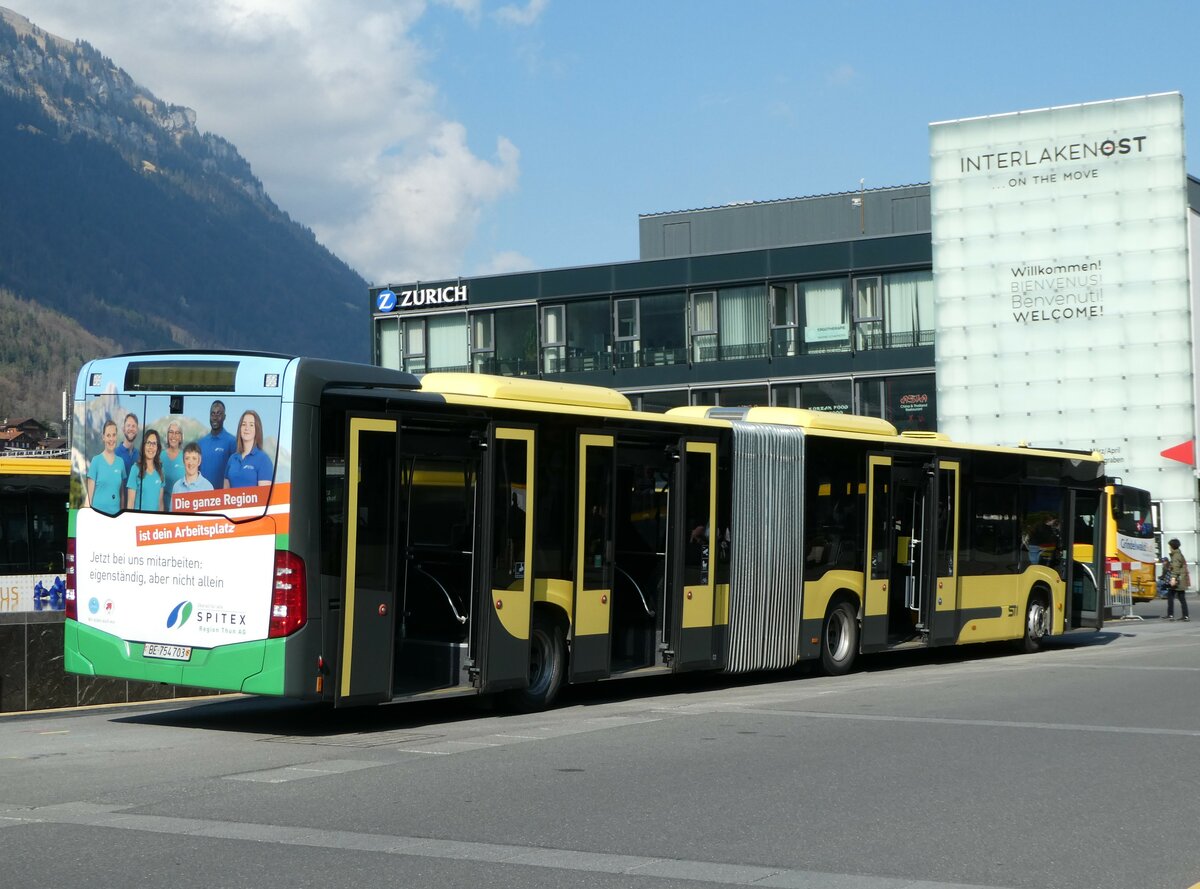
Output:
[84,400,274,516]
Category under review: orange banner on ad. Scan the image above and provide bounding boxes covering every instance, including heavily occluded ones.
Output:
[171,483,291,514]
[134,515,277,547]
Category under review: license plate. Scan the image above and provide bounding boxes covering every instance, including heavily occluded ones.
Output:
[143,642,192,661]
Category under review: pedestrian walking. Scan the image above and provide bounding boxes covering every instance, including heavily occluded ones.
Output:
[1166,538,1190,622]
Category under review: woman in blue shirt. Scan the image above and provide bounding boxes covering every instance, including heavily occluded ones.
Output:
[86,419,126,515]
[160,420,186,509]
[225,409,274,488]
[126,428,166,511]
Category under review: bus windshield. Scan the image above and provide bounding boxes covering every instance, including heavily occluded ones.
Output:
[1113,485,1153,537]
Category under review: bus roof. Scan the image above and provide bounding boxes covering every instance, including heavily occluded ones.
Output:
[421,373,634,412]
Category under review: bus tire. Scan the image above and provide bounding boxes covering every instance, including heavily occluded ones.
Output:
[1019,591,1050,653]
[820,600,858,676]
[506,611,566,712]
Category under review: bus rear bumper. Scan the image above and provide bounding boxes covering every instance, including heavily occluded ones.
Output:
[64,620,286,695]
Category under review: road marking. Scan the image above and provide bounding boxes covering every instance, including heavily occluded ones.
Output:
[226,759,383,783]
[729,709,1200,738]
[0,800,1016,889]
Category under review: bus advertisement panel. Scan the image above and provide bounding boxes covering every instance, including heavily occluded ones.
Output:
[70,355,291,658]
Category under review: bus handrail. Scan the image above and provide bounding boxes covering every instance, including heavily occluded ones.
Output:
[413,563,467,625]
[614,564,655,618]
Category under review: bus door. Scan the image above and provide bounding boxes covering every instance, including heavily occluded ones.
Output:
[863,455,935,649]
[862,455,892,650]
[669,439,718,672]
[928,460,960,646]
[337,416,401,706]
[1067,488,1104,629]
[570,433,615,682]
[471,425,536,693]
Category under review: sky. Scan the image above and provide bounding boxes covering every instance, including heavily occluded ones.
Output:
[13,0,1200,287]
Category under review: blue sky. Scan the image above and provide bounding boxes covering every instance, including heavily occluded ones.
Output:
[17,0,1200,284]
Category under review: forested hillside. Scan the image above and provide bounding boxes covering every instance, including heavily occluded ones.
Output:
[0,9,370,426]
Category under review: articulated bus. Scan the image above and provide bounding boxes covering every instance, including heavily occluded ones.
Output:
[64,352,1108,710]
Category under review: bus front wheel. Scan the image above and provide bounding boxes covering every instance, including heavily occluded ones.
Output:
[1020,593,1050,653]
[821,601,859,675]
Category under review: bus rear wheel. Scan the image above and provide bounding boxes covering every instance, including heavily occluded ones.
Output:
[820,601,859,675]
[506,611,566,712]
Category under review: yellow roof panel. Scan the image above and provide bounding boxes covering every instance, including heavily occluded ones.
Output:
[421,373,632,411]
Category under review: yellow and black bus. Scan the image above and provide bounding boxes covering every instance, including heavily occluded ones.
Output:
[65,352,1107,709]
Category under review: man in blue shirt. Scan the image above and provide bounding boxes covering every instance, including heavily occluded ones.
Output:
[114,412,139,473]
[197,400,235,490]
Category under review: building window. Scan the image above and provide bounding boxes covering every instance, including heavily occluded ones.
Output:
[627,388,688,413]
[495,306,538,376]
[541,305,565,373]
[376,317,400,370]
[853,276,882,350]
[428,314,468,372]
[689,385,768,408]
[403,318,426,374]
[614,298,640,368]
[801,278,850,354]
[856,373,936,432]
[639,291,687,367]
[691,291,717,363]
[717,284,768,360]
[542,300,613,374]
[772,279,850,357]
[770,284,798,357]
[565,299,612,372]
[773,379,852,413]
[882,270,934,348]
[471,312,494,373]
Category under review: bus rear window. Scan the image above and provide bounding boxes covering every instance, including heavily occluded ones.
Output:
[124,361,238,392]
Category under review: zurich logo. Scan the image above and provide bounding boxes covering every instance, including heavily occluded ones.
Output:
[166,600,194,629]
[376,289,397,313]
[88,597,100,614]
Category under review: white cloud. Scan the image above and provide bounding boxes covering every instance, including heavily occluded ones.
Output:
[332,122,520,284]
[494,0,549,26]
[17,0,523,282]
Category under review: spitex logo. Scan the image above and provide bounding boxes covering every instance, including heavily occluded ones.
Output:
[167,600,194,629]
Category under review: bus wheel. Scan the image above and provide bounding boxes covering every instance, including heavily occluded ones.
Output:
[507,612,566,712]
[1020,594,1050,653]
[820,601,858,675]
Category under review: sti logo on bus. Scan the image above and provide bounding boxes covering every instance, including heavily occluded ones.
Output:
[167,600,194,629]
[376,289,397,312]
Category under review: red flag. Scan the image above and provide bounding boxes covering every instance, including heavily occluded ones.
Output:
[1160,440,1196,466]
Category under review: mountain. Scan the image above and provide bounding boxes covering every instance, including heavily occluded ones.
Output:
[0,7,369,427]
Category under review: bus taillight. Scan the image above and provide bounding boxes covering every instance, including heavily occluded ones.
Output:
[64,537,77,620]
[269,550,307,638]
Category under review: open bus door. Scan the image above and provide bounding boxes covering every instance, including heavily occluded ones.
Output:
[471,424,536,693]
[863,454,940,650]
[668,439,718,672]
[337,416,400,706]
[928,460,960,646]
[570,433,615,682]
[1067,488,1104,630]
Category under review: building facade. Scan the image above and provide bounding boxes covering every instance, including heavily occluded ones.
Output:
[370,183,940,431]
[369,92,1200,563]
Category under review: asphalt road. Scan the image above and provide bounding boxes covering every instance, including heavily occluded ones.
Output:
[3,600,1199,889]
